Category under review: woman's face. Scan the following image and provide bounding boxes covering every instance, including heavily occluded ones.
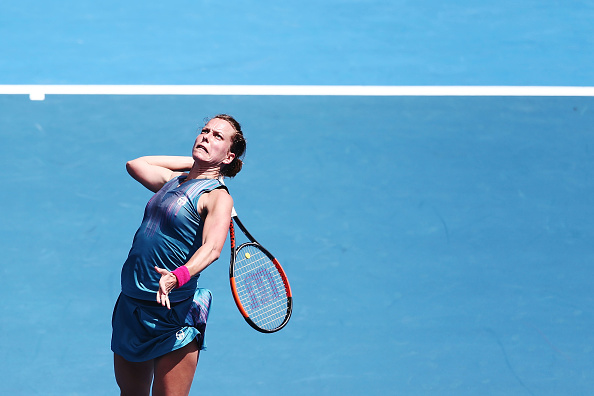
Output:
[192,118,236,167]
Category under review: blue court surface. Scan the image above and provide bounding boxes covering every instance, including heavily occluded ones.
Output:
[2,2,594,396]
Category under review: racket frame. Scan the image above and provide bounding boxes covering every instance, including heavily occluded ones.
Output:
[229,214,293,333]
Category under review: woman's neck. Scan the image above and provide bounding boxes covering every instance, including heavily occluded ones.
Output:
[186,163,221,181]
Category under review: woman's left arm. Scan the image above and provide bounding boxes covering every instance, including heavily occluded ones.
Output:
[187,189,233,274]
[155,189,233,308]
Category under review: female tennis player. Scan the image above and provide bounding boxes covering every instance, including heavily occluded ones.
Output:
[111,114,246,396]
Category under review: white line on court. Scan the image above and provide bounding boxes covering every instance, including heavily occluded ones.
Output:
[0,85,594,100]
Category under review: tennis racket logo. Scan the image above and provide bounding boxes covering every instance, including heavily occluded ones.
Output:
[244,267,280,310]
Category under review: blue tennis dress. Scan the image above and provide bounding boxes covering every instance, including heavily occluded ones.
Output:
[112,176,224,362]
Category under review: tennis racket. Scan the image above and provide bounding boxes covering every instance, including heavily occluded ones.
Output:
[229,207,292,333]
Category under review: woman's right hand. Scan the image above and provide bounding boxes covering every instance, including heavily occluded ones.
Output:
[154,266,179,309]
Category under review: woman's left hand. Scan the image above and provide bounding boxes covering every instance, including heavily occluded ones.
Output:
[154,266,178,309]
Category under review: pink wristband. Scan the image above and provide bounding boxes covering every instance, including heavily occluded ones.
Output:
[171,266,191,288]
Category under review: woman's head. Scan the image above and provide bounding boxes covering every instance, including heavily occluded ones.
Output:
[193,114,246,178]
[214,114,246,178]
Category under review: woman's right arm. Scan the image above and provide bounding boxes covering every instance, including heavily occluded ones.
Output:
[126,156,194,192]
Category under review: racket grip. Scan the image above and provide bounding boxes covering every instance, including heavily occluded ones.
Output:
[172,266,191,288]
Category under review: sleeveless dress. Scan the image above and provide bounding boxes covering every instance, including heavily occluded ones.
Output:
[111,176,226,362]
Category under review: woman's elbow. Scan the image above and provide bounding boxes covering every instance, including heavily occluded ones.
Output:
[210,249,221,263]
[126,158,141,177]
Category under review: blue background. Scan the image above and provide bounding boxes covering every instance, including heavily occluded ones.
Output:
[1,1,594,395]
[2,1,594,85]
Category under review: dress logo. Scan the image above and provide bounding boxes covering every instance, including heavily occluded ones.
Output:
[176,329,185,340]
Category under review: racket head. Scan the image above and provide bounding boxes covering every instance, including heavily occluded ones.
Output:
[230,241,292,333]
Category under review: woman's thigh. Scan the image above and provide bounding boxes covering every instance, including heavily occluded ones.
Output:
[114,353,154,396]
[152,341,201,396]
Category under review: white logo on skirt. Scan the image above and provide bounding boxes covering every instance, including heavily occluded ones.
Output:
[176,330,185,340]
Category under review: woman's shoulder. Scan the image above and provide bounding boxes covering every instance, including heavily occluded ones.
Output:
[198,186,233,217]
[169,172,188,182]
[207,185,232,200]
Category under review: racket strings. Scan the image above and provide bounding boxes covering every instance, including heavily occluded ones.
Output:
[233,245,289,330]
